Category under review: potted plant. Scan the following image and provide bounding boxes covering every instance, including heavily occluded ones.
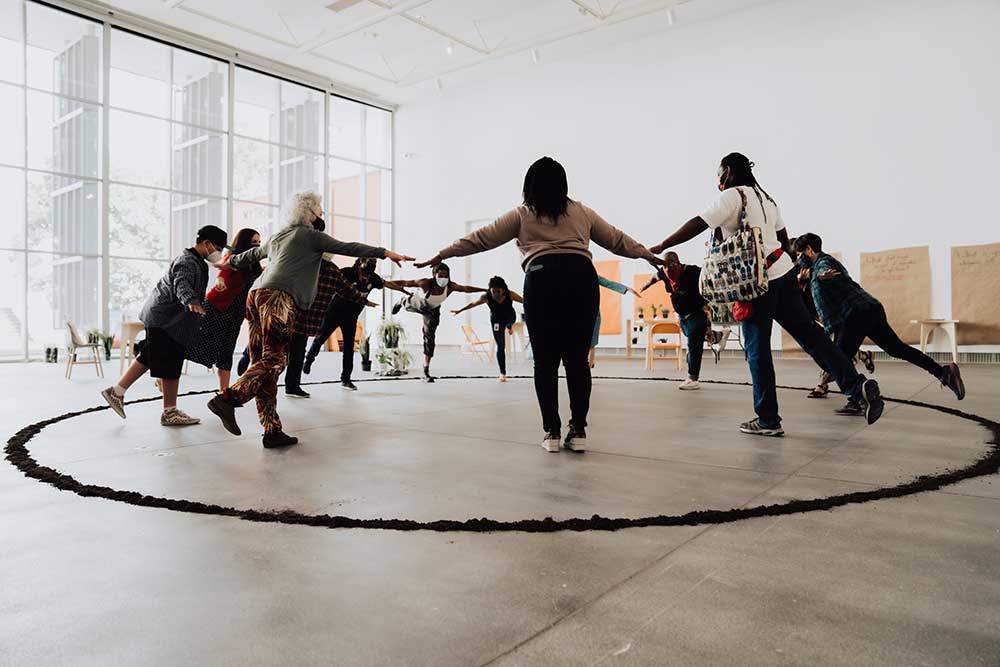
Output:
[102,334,113,360]
[650,304,658,319]
[374,318,411,376]
[359,335,372,372]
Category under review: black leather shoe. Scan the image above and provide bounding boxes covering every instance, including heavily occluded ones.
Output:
[207,394,241,436]
[262,431,299,448]
[285,387,311,398]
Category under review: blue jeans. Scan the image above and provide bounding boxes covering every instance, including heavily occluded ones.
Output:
[680,311,708,380]
[742,272,865,428]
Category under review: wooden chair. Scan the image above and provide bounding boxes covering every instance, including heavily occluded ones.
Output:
[460,324,492,363]
[118,321,145,373]
[65,321,104,379]
[646,321,682,370]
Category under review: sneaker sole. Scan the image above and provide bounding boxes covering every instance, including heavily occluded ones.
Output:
[541,440,560,452]
[863,379,884,425]
[341,385,357,391]
[161,420,200,426]
[285,393,310,399]
[739,427,784,437]
[678,386,700,391]
[207,399,242,436]
[101,390,126,419]
[835,412,865,417]
[564,440,587,452]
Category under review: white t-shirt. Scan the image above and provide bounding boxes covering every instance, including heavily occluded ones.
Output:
[700,185,794,281]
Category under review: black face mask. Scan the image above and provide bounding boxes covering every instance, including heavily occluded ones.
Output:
[312,217,326,232]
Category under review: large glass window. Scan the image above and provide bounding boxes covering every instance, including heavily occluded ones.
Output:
[3,0,392,360]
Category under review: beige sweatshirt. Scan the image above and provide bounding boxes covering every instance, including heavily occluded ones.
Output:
[438,200,657,270]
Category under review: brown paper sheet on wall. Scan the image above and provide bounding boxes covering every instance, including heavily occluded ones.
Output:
[780,252,841,352]
[595,260,622,335]
[633,273,674,323]
[952,243,1000,345]
[859,246,930,344]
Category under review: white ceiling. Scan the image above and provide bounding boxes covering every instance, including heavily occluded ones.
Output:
[93,0,769,105]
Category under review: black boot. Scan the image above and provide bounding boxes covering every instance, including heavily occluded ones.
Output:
[262,431,299,448]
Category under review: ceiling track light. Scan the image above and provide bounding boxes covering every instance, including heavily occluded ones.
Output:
[666,9,675,26]
[445,42,454,56]
[530,48,540,64]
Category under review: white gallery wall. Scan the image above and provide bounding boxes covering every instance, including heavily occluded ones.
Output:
[394,0,1000,351]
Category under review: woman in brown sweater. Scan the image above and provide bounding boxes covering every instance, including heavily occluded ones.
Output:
[418,157,662,453]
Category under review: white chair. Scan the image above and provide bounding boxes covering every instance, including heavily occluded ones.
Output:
[65,321,104,379]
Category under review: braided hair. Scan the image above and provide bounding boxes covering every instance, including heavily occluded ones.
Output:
[720,152,776,205]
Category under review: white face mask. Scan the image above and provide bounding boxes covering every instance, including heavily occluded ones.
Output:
[207,249,222,264]
[435,276,449,288]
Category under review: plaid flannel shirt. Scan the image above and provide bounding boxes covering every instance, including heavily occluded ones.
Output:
[808,253,880,334]
[293,260,367,336]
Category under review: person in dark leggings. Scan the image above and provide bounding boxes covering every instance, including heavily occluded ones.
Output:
[302,257,409,390]
[640,251,709,389]
[450,276,524,382]
[650,152,885,436]
[794,233,965,412]
[417,156,663,453]
[391,263,486,382]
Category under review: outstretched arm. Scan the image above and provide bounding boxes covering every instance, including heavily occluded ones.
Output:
[649,217,709,254]
[587,207,663,265]
[416,210,521,268]
[393,278,430,290]
[449,282,488,294]
[383,280,411,295]
[639,275,660,293]
[451,295,488,315]
[510,291,524,304]
[597,274,638,297]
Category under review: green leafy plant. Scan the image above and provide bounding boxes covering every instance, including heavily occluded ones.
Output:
[358,335,370,362]
[374,318,410,374]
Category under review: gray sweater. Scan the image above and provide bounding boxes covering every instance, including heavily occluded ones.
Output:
[139,248,209,346]
[230,224,386,310]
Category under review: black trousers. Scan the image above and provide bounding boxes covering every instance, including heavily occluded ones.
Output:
[523,254,599,433]
[305,306,360,382]
[283,332,308,391]
[836,303,942,379]
[491,315,516,375]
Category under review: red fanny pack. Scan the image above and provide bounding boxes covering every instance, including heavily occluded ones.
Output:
[733,249,785,321]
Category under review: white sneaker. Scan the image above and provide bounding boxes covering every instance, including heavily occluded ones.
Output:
[678,379,701,390]
[161,408,200,426]
[541,430,561,452]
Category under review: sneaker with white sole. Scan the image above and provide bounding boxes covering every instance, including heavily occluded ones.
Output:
[862,378,884,425]
[541,430,561,452]
[101,387,126,419]
[739,418,784,437]
[564,425,587,452]
[678,379,700,391]
[161,408,200,426]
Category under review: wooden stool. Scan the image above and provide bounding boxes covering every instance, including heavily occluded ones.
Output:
[910,319,959,363]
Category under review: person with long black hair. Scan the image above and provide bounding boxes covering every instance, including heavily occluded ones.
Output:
[417,157,663,453]
[186,227,263,391]
[650,152,885,436]
[450,276,524,382]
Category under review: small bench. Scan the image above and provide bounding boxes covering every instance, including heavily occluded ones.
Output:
[909,319,959,363]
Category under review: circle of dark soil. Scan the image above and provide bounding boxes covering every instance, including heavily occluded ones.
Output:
[5,376,999,533]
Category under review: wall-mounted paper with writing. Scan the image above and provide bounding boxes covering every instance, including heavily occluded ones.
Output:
[859,246,930,344]
[952,243,1000,345]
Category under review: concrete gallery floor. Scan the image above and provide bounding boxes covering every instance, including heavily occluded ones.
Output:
[1,347,998,666]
